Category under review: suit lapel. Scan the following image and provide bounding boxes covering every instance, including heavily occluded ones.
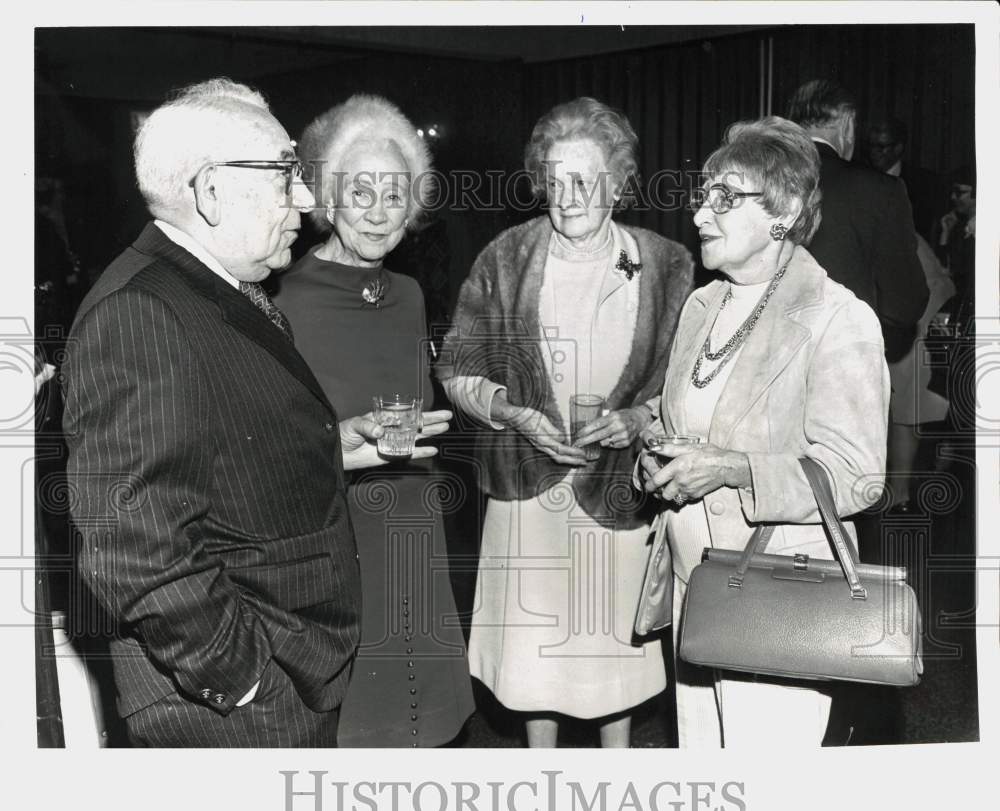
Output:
[132,224,335,414]
[709,248,824,447]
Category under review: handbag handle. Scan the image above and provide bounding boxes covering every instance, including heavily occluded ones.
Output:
[729,458,868,600]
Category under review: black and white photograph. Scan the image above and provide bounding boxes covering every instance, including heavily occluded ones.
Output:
[6,1,999,809]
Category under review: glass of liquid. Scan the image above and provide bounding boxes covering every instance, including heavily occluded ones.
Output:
[569,393,607,461]
[372,394,423,460]
[644,433,702,459]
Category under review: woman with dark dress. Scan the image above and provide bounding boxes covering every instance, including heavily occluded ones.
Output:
[273,94,474,747]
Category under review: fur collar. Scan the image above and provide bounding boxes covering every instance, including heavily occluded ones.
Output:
[440,216,693,528]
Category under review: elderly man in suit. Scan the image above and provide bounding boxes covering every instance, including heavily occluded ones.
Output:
[788,80,928,364]
[61,78,439,747]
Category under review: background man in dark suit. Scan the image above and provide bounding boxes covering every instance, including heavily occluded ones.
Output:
[61,79,437,747]
[788,80,928,363]
[788,80,930,745]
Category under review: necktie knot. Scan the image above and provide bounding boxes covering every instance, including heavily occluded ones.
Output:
[239,281,294,342]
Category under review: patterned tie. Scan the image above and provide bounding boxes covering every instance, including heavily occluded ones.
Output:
[239,281,294,343]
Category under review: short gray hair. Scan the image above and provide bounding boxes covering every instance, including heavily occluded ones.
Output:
[524,97,639,210]
[704,116,822,246]
[298,94,434,233]
[134,78,271,218]
[787,79,856,129]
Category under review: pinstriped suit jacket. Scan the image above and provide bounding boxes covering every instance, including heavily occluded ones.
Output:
[62,223,361,723]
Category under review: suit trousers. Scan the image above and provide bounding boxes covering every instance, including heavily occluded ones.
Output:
[125,658,339,748]
[672,578,832,748]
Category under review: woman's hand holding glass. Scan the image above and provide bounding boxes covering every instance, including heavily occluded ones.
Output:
[572,407,652,451]
[509,407,590,466]
[340,409,453,470]
[640,442,751,504]
[491,392,588,466]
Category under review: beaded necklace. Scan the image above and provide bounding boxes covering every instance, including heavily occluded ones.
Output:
[690,261,789,389]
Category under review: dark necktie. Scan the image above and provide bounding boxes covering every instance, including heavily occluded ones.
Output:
[239,281,294,343]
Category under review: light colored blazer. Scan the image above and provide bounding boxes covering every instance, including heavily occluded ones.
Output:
[653,246,890,580]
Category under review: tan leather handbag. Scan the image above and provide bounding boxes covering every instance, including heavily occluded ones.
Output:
[678,458,923,686]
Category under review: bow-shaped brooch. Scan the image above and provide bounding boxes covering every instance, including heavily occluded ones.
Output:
[615,250,642,281]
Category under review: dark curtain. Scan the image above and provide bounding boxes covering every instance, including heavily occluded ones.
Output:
[770,24,975,178]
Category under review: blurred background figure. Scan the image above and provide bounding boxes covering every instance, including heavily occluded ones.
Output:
[933,165,976,333]
[866,139,958,513]
[35,176,83,341]
[438,97,693,748]
[866,117,945,240]
[273,94,474,748]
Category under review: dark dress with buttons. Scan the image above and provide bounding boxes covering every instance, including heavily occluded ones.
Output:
[273,248,474,747]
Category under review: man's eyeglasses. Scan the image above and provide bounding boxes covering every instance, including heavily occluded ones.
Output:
[689,183,763,214]
[195,160,304,195]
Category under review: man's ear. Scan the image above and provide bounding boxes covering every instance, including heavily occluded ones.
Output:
[839,113,856,162]
[191,164,222,227]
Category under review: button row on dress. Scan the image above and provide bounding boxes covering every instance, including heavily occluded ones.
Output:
[403,593,418,745]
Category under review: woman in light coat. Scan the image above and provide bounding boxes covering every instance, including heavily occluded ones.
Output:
[438,97,693,747]
[639,116,890,748]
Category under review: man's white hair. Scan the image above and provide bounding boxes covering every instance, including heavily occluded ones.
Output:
[134,78,272,218]
[298,94,435,232]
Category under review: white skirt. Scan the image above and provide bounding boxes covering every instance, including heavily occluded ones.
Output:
[468,484,666,719]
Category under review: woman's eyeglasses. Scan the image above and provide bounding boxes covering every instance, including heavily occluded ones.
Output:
[689,183,763,214]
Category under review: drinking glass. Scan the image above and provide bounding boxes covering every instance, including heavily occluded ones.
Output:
[569,394,606,461]
[644,433,702,459]
[372,395,422,459]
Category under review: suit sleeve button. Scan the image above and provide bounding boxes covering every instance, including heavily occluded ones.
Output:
[199,688,212,700]
[212,693,226,705]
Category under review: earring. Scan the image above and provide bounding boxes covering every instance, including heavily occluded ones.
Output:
[325,208,336,226]
[769,223,788,241]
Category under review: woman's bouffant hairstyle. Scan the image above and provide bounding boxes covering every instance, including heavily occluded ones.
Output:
[298,94,435,233]
[524,97,640,211]
[703,116,823,246]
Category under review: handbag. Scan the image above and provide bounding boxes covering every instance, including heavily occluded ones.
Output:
[634,525,672,635]
[678,458,923,686]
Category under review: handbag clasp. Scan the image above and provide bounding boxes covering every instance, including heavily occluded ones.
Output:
[793,553,809,570]
[727,574,744,589]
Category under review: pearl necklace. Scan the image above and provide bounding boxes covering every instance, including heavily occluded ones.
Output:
[690,261,789,389]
